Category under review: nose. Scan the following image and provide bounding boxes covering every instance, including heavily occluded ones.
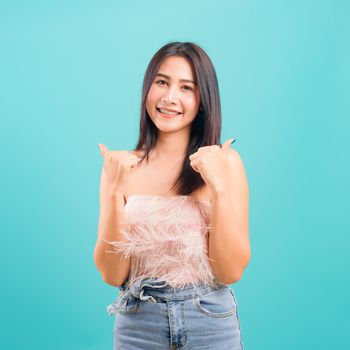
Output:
[161,85,179,103]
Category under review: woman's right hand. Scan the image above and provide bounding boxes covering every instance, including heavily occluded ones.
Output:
[97,144,141,194]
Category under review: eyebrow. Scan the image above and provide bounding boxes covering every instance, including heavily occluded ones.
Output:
[155,73,197,85]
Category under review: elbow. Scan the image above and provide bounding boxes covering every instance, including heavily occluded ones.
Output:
[223,257,251,285]
[215,270,242,285]
[234,247,251,281]
[221,273,242,285]
[102,274,123,287]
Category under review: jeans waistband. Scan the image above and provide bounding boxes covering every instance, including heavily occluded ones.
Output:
[119,277,225,303]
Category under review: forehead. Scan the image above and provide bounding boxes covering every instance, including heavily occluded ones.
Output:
[156,56,195,80]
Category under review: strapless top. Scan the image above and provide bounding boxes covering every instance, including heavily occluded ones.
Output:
[103,194,219,289]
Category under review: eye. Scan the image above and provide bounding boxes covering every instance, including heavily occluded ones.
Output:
[183,85,194,91]
[155,79,167,85]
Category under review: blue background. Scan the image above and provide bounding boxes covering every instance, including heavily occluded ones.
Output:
[1,0,349,349]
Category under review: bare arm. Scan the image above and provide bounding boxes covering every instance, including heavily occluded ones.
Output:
[208,149,250,284]
[93,166,131,287]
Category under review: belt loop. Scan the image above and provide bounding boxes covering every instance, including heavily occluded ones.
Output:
[130,278,167,303]
[140,289,157,303]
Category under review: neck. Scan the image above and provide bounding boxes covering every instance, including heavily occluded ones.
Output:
[151,130,189,161]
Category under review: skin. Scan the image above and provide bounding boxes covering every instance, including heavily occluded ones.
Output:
[97,55,251,285]
[145,55,201,163]
[189,140,250,283]
[144,56,250,283]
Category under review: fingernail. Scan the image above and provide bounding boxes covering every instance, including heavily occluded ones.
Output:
[230,138,236,144]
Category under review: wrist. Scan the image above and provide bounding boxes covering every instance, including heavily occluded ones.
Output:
[211,187,232,205]
[210,180,230,196]
[106,183,125,198]
[107,189,124,198]
[105,189,125,208]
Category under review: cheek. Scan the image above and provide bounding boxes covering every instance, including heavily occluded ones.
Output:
[146,94,153,114]
[146,87,158,104]
[185,95,200,111]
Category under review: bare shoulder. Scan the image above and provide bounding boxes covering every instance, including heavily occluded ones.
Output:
[129,149,145,158]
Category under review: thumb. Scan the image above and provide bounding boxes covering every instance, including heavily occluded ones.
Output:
[221,138,236,151]
[97,143,109,158]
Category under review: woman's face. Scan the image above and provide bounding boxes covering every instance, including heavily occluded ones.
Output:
[146,56,200,134]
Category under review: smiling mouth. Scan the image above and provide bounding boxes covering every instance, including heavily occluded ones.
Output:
[156,108,183,117]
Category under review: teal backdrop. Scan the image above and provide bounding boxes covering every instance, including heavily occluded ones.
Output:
[1,0,349,349]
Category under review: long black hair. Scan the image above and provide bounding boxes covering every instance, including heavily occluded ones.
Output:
[134,41,222,195]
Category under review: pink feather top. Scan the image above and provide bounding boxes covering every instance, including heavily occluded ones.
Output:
[102,194,220,289]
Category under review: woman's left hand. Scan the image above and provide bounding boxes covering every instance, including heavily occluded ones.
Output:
[189,138,236,192]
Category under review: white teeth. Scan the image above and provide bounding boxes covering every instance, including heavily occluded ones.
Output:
[158,108,181,115]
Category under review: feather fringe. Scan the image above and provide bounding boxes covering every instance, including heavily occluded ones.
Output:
[102,195,219,289]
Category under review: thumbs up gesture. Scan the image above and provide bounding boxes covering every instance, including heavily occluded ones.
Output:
[188,138,236,192]
[97,144,142,192]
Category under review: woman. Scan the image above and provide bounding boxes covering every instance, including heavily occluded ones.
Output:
[94,41,250,349]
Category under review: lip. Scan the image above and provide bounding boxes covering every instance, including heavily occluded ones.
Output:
[157,107,182,113]
[156,107,182,118]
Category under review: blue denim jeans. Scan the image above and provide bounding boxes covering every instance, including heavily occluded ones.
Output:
[106,277,244,349]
